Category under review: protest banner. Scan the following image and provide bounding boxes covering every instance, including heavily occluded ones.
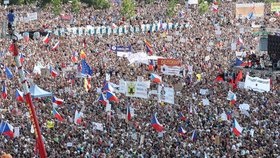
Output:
[235,3,264,18]
[27,12,37,21]
[157,58,181,70]
[271,2,280,12]
[244,75,270,92]
[158,86,174,104]
[125,81,150,99]
[160,65,184,77]
[188,0,198,5]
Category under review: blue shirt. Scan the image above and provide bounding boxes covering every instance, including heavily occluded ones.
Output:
[7,13,15,23]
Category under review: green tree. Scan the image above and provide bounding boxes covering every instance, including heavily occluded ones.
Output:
[166,0,179,17]
[121,0,136,19]
[72,0,81,13]
[81,0,110,9]
[52,0,62,15]
[199,0,209,14]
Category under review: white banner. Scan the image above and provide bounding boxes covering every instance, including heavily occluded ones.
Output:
[27,12,38,21]
[119,80,126,94]
[188,0,198,5]
[244,75,270,92]
[158,86,174,104]
[124,81,150,99]
[161,65,184,77]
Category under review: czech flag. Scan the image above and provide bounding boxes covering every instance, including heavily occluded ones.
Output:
[127,106,132,121]
[148,60,154,71]
[106,91,118,102]
[179,112,186,121]
[83,38,86,48]
[43,33,51,44]
[1,85,7,99]
[53,108,63,121]
[151,113,164,132]
[191,130,197,141]
[227,111,232,120]
[16,89,24,102]
[52,41,60,50]
[178,126,186,135]
[233,119,243,137]
[74,110,83,125]
[5,66,13,79]
[237,37,244,45]
[230,93,236,105]
[50,66,58,78]
[103,82,114,92]
[20,53,25,63]
[235,58,251,67]
[146,45,153,55]
[150,73,162,83]
[212,5,218,12]
[98,93,107,106]
[0,121,14,138]
[52,96,64,105]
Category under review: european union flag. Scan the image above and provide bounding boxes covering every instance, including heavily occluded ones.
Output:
[81,59,93,77]
[5,66,13,79]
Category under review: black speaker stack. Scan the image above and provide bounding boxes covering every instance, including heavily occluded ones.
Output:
[268,34,280,69]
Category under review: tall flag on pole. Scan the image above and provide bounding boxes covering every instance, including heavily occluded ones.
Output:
[150,73,162,83]
[151,113,164,132]
[98,93,107,106]
[20,53,25,63]
[233,119,243,137]
[43,33,51,44]
[191,130,197,141]
[0,121,14,138]
[49,66,58,78]
[81,59,93,77]
[5,66,13,79]
[106,91,118,102]
[127,106,132,121]
[178,126,186,135]
[52,108,63,121]
[16,89,24,102]
[1,85,7,99]
[52,96,64,105]
[148,60,154,71]
[74,110,83,125]
[51,41,60,50]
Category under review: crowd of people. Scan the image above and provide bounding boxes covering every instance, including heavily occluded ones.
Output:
[0,1,280,158]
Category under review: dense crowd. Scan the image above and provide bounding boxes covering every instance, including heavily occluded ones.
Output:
[0,1,280,158]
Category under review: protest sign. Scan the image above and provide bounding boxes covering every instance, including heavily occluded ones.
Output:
[188,0,198,5]
[199,89,209,95]
[92,122,103,131]
[235,3,264,18]
[119,80,126,94]
[125,81,150,99]
[160,65,184,77]
[157,58,181,70]
[271,2,280,12]
[244,75,270,92]
[27,12,37,21]
[158,86,174,104]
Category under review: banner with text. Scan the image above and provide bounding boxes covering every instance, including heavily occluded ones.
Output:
[244,75,270,92]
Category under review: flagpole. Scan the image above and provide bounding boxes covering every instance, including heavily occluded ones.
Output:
[11,37,47,158]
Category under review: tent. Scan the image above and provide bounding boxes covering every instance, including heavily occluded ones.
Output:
[29,85,52,98]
